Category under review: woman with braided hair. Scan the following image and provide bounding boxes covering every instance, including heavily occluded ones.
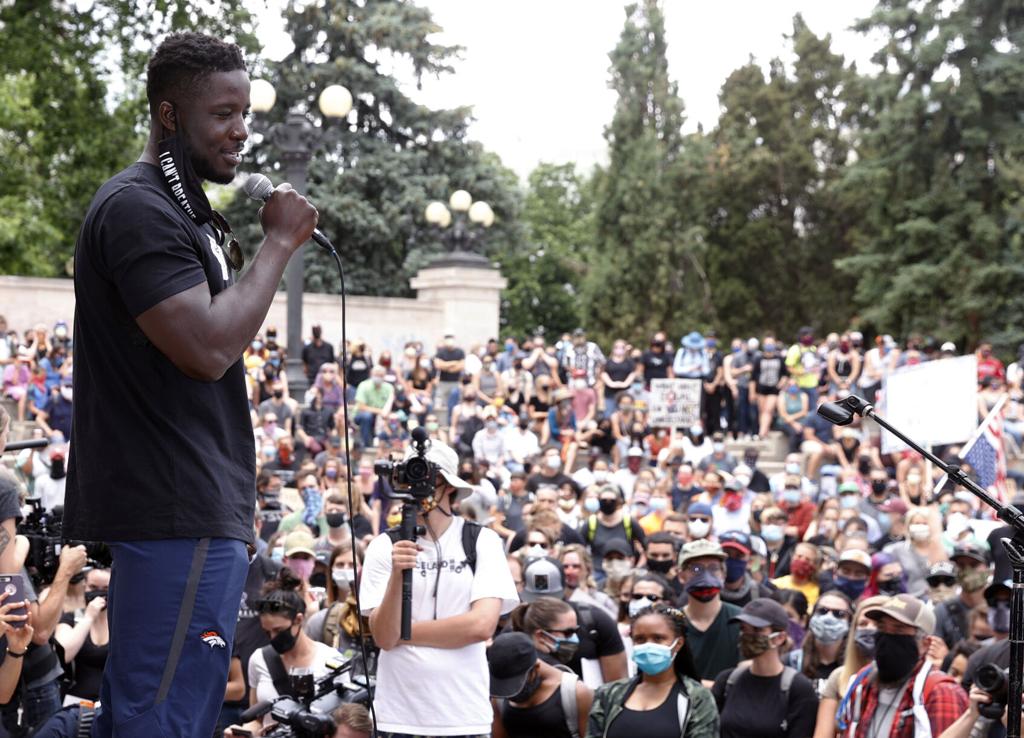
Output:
[587,603,719,737]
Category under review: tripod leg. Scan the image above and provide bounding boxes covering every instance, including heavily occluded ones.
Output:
[1001,536,1024,738]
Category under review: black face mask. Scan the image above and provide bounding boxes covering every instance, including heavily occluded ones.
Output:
[871,480,887,495]
[156,117,213,225]
[874,632,919,683]
[647,558,674,575]
[858,459,872,475]
[325,512,347,529]
[510,667,542,703]
[84,589,108,607]
[599,499,618,515]
[270,623,299,655]
[273,391,284,400]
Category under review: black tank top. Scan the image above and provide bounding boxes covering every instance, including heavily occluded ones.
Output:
[501,683,573,738]
[607,683,680,738]
[834,353,853,378]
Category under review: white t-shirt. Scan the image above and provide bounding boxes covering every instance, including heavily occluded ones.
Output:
[247,641,343,723]
[359,517,519,735]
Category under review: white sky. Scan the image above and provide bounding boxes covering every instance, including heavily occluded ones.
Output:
[254,0,883,179]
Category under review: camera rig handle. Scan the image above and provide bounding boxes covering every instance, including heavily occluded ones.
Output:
[400,500,417,641]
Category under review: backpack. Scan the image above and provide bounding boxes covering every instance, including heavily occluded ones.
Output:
[501,665,581,738]
[724,663,798,733]
[386,520,483,574]
[585,514,633,545]
[837,662,949,737]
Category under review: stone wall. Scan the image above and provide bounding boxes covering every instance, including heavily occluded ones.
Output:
[0,263,507,355]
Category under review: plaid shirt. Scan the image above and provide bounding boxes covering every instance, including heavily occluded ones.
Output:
[850,659,968,738]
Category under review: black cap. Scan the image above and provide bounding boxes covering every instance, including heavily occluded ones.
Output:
[729,597,790,631]
[951,542,988,566]
[487,632,538,698]
[601,538,633,558]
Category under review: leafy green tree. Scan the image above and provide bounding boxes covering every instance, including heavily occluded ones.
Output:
[499,163,592,337]
[0,1,257,277]
[837,0,1024,352]
[223,0,523,298]
[583,0,708,345]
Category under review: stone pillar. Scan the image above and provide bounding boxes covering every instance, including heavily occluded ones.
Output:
[409,254,507,349]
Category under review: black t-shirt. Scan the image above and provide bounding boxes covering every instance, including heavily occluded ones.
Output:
[346,354,372,386]
[564,602,624,678]
[752,356,788,394]
[712,666,819,738]
[603,358,636,396]
[58,612,107,700]
[641,350,671,381]
[66,163,255,544]
[685,602,742,680]
[435,347,466,382]
[302,341,335,380]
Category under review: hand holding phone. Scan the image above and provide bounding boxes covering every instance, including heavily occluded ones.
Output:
[0,575,28,629]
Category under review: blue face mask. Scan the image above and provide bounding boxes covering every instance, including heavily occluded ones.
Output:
[833,574,866,601]
[761,524,784,543]
[583,498,600,514]
[876,512,892,533]
[840,495,860,509]
[632,639,679,675]
[724,557,748,583]
[782,489,801,506]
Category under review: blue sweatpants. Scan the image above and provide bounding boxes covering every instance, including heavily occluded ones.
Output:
[92,538,248,738]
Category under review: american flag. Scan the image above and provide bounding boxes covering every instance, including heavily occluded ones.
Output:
[963,403,1008,500]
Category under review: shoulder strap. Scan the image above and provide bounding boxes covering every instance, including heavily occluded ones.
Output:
[321,601,345,649]
[779,665,796,702]
[260,644,293,698]
[676,689,691,737]
[587,515,597,542]
[559,670,580,738]
[385,526,401,544]
[623,515,632,541]
[462,521,482,574]
[724,662,750,703]
[575,603,597,638]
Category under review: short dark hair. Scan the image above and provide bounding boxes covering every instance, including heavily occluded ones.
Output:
[146,32,246,117]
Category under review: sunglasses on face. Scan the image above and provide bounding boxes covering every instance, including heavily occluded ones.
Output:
[815,606,850,619]
[631,593,664,602]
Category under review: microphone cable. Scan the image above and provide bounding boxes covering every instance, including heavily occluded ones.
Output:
[327,244,380,737]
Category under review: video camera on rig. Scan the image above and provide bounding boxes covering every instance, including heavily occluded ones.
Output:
[238,657,373,738]
[373,426,438,499]
[19,500,110,586]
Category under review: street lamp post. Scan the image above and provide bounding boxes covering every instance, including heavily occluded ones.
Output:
[249,81,353,398]
[423,190,495,268]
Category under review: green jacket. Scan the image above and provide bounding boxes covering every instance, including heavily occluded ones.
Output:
[587,673,719,738]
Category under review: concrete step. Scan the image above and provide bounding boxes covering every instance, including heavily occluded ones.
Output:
[9,420,40,442]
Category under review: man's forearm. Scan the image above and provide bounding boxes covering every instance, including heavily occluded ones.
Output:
[34,576,71,642]
[409,600,500,649]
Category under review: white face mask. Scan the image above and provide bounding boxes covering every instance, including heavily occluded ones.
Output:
[546,456,562,471]
[688,519,710,539]
[332,568,355,587]
[60,387,73,401]
[628,596,657,619]
[946,512,969,538]
[593,470,609,482]
[526,544,548,559]
[909,523,931,541]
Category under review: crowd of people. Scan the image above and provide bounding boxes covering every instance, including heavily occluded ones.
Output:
[3,317,1024,738]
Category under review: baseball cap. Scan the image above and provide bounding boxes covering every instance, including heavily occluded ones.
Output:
[283,530,316,558]
[838,549,872,573]
[941,341,956,352]
[718,530,752,556]
[679,539,726,566]
[487,632,538,698]
[522,557,564,602]
[984,577,1011,603]
[877,498,909,515]
[627,446,644,458]
[926,561,957,585]
[838,481,860,495]
[951,541,988,566]
[864,594,936,635]
[729,597,790,631]
[602,539,634,558]
[687,502,713,519]
[402,439,474,501]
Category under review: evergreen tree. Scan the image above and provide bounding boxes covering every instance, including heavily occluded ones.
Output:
[584,0,702,345]
[223,0,523,298]
[838,0,1024,351]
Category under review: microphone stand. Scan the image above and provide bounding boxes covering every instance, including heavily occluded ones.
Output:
[818,395,1024,738]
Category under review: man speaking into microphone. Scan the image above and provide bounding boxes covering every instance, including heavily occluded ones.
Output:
[65,32,318,737]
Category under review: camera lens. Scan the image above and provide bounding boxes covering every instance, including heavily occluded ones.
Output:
[405,457,429,483]
[976,663,1008,698]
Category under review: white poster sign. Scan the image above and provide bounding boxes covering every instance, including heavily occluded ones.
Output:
[880,356,978,453]
[648,378,702,428]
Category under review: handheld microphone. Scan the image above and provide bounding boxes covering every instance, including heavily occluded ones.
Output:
[242,173,335,253]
